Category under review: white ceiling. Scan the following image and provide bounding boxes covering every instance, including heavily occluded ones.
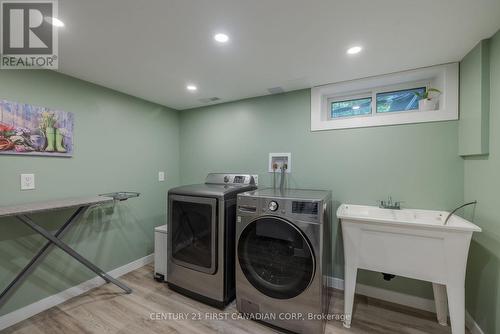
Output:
[57,0,500,110]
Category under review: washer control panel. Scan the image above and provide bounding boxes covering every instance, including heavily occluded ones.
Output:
[262,199,320,220]
[237,191,327,225]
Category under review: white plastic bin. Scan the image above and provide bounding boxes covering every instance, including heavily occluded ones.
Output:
[154,224,168,282]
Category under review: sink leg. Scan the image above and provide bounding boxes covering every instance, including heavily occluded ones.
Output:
[343,264,357,328]
[446,282,465,334]
[432,283,448,326]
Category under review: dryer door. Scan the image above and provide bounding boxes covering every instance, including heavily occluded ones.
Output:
[237,216,315,299]
[169,195,217,274]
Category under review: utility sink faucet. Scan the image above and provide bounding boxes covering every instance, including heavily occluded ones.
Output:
[379,196,402,210]
[444,201,477,225]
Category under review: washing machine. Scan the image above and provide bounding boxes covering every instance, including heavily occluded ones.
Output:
[167,173,257,308]
[236,188,332,334]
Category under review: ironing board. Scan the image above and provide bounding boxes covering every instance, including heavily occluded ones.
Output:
[0,194,138,307]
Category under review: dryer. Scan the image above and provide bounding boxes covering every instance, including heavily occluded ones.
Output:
[236,188,332,334]
[167,173,256,308]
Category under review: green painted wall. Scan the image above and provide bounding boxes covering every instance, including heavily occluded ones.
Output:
[179,89,464,298]
[464,30,500,334]
[459,39,490,156]
[0,71,180,316]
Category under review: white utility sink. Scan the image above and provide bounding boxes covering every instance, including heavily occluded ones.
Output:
[337,204,481,334]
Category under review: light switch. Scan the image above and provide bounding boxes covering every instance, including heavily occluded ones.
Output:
[158,171,165,182]
[21,174,35,190]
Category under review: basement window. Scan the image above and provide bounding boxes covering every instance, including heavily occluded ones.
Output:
[311,63,459,131]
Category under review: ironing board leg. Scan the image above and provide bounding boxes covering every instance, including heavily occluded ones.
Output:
[0,206,88,308]
[16,214,132,294]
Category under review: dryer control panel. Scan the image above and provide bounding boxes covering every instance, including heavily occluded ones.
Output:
[205,173,256,186]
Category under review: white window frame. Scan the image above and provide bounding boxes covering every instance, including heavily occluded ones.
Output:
[328,81,429,119]
[311,63,459,131]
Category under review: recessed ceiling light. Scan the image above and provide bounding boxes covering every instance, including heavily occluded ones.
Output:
[45,17,65,27]
[186,84,197,92]
[347,46,362,55]
[214,33,229,43]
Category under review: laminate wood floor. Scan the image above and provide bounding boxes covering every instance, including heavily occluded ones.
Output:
[2,264,465,334]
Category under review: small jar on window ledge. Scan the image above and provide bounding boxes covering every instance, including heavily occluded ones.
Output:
[415,87,441,111]
[419,98,439,111]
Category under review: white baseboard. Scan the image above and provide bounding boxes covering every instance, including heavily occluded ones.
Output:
[0,254,153,331]
[327,276,484,334]
[466,311,485,334]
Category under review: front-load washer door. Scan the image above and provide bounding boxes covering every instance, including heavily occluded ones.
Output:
[170,195,217,274]
[238,216,315,299]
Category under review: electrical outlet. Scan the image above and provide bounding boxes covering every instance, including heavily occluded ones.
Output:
[158,171,165,182]
[268,153,291,173]
[252,174,259,186]
[20,174,35,190]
